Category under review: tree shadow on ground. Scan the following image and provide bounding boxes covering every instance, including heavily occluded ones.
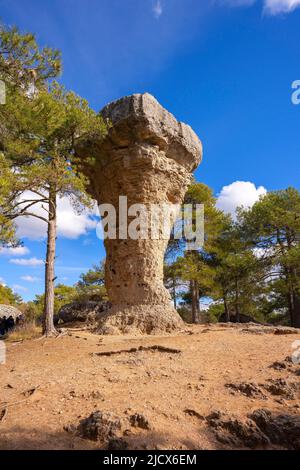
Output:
[0,425,202,450]
[0,425,96,450]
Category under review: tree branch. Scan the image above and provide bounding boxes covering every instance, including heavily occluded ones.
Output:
[14,212,49,224]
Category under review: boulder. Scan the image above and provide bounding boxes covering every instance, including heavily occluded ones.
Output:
[219,313,260,323]
[206,409,300,449]
[206,410,270,449]
[249,409,300,450]
[58,301,110,324]
[78,411,125,442]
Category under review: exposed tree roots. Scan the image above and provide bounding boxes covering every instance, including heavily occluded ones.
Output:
[92,345,182,357]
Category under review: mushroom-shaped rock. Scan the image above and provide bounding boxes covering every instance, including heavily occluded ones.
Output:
[76,93,202,334]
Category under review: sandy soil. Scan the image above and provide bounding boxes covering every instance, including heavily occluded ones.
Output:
[0,323,299,450]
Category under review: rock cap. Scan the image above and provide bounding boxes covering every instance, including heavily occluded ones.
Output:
[100,93,202,170]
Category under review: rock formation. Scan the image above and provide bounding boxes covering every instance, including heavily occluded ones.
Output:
[76,93,202,334]
[0,304,22,320]
[58,300,110,324]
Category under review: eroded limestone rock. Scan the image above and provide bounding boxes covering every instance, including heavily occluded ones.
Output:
[58,300,110,324]
[76,93,202,334]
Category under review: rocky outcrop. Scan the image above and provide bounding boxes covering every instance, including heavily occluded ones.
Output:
[76,93,202,334]
[206,409,300,449]
[58,301,110,324]
[263,378,297,400]
[0,304,22,319]
[218,322,300,335]
[219,313,260,323]
[77,410,152,448]
[78,411,125,442]
[225,382,267,399]
[249,409,300,450]
[206,410,270,448]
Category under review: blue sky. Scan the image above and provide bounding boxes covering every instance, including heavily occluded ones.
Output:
[0,0,300,301]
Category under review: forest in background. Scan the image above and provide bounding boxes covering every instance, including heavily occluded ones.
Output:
[2,182,300,329]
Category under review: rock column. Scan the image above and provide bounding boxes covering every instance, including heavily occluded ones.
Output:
[76,93,202,334]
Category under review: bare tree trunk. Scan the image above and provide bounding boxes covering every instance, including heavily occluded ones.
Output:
[191,280,199,323]
[224,296,230,322]
[195,281,204,323]
[287,288,294,326]
[293,297,300,328]
[285,273,300,328]
[291,290,300,328]
[279,237,299,327]
[235,280,240,323]
[43,186,58,337]
[195,281,200,314]
[172,277,177,309]
[290,268,300,328]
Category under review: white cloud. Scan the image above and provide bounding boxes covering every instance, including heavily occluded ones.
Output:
[15,191,99,241]
[221,0,300,14]
[253,247,274,258]
[216,181,267,218]
[20,275,41,282]
[12,284,28,292]
[0,246,30,256]
[56,197,98,239]
[153,0,163,18]
[0,277,6,286]
[56,266,89,272]
[9,257,44,267]
[82,238,94,246]
[264,0,300,14]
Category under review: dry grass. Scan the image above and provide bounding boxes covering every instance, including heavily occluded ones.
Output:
[6,323,42,342]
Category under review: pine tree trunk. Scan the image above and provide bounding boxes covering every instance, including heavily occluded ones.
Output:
[290,268,300,328]
[224,297,230,322]
[172,277,177,309]
[190,280,200,323]
[195,281,203,323]
[196,281,200,314]
[235,280,240,323]
[43,187,58,337]
[287,288,294,326]
[191,280,200,323]
[292,291,300,328]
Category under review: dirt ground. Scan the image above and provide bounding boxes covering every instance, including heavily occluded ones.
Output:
[0,323,299,450]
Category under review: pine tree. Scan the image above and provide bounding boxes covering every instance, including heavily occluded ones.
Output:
[238,188,300,327]
[211,222,263,322]
[2,83,107,336]
[0,23,61,247]
[76,262,107,301]
[166,183,229,323]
